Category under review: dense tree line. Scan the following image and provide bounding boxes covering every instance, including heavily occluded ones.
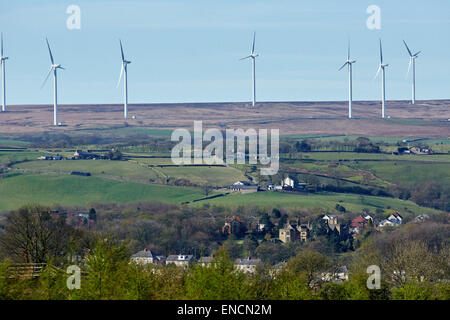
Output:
[0,241,448,300]
[0,205,448,300]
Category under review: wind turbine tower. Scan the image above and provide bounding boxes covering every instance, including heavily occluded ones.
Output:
[240,32,259,107]
[41,38,65,126]
[403,40,421,104]
[0,33,8,112]
[117,39,131,119]
[375,39,389,118]
[339,41,356,119]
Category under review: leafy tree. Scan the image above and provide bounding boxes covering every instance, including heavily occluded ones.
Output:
[243,235,258,257]
[73,239,130,299]
[260,213,274,235]
[185,249,247,299]
[286,250,331,285]
[0,205,82,263]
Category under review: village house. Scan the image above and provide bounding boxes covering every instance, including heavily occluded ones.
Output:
[298,224,310,242]
[73,150,105,160]
[281,176,307,191]
[350,214,373,234]
[322,214,347,235]
[166,254,194,268]
[199,256,214,267]
[222,216,246,235]
[321,266,349,283]
[130,248,165,265]
[279,222,299,243]
[279,220,310,243]
[235,258,262,274]
[379,212,403,228]
[414,214,430,223]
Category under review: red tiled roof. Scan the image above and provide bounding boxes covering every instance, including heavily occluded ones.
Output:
[351,216,366,228]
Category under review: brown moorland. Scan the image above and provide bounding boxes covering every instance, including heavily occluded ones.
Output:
[0,100,449,137]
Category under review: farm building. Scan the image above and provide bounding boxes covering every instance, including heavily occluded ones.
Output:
[229,181,258,193]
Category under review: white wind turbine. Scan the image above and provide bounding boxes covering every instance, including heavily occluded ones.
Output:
[339,40,356,119]
[374,39,389,119]
[0,33,8,112]
[240,32,259,107]
[117,39,131,119]
[403,40,421,105]
[41,37,65,126]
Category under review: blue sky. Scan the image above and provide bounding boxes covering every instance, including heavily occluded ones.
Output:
[1,0,449,105]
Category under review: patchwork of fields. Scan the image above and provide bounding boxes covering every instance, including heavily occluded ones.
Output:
[0,124,448,215]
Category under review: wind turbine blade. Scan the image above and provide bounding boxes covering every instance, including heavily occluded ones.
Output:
[116,64,124,88]
[1,33,3,57]
[251,32,256,54]
[403,40,412,57]
[240,55,252,60]
[119,39,125,62]
[374,65,381,80]
[406,58,412,79]
[413,51,421,56]
[40,67,54,89]
[347,39,350,61]
[379,39,383,64]
[339,62,348,71]
[45,37,54,65]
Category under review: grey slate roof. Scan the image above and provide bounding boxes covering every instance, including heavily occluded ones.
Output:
[166,254,194,262]
[131,249,157,259]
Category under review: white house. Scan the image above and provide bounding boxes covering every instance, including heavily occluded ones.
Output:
[235,258,262,274]
[282,176,295,189]
[166,254,194,267]
[387,212,403,223]
[379,212,403,228]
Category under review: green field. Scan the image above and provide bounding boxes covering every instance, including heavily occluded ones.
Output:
[297,152,450,163]
[14,160,162,184]
[0,150,46,165]
[0,174,206,211]
[158,165,247,186]
[354,161,450,185]
[197,191,440,215]
[13,159,247,187]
